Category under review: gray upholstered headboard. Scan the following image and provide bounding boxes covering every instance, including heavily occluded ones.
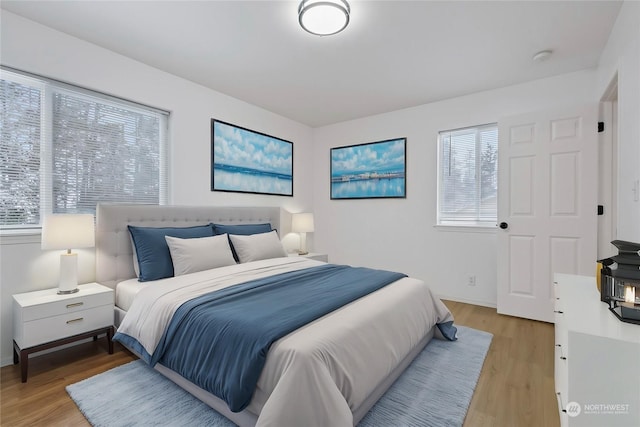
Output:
[95,203,283,289]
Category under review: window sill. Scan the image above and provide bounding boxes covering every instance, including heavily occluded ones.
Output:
[434,224,497,233]
[0,228,42,245]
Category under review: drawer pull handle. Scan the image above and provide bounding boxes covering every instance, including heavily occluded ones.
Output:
[554,310,563,314]
[555,344,567,360]
[66,302,84,309]
[66,318,84,324]
[556,392,566,412]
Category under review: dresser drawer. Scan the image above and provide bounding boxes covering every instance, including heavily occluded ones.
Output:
[554,343,568,388]
[20,291,112,322]
[17,304,113,349]
[555,314,567,347]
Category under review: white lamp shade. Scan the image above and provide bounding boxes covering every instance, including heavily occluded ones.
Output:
[41,214,95,250]
[292,213,315,233]
[298,0,350,36]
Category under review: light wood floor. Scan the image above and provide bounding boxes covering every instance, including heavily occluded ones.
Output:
[448,301,559,427]
[0,301,559,427]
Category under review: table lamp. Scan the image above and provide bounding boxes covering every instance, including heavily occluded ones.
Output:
[41,214,95,294]
[292,213,314,255]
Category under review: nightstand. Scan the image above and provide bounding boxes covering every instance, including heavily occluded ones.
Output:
[13,282,115,382]
[290,253,328,263]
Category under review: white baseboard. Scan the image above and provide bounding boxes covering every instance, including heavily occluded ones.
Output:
[437,294,497,309]
[1,356,14,368]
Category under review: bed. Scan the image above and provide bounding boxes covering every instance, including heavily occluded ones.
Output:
[95,203,456,427]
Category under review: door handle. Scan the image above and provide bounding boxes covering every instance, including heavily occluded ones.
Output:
[499,222,509,230]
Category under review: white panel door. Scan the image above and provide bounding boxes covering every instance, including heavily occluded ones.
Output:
[497,106,597,323]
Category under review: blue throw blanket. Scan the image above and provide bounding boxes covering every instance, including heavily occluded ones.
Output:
[141,264,406,412]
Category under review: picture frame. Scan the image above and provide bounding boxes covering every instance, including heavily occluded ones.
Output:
[330,137,406,199]
[211,119,293,196]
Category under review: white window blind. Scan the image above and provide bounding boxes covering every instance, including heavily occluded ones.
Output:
[0,73,43,227]
[437,123,498,226]
[0,68,168,229]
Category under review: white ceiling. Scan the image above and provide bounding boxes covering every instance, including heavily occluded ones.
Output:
[1,1,622,127]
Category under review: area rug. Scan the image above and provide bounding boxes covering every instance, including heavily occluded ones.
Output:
[67,325,492,427]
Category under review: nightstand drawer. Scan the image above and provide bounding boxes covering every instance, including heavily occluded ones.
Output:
[20,292,113,322]
[18,304,113,349]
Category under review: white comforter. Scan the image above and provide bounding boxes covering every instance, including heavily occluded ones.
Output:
[117,257,455,427]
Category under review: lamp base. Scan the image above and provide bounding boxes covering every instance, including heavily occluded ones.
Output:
[609,304,640,325]
[59,252,78,295]
[620,302,640,321]
[298,232,308,256]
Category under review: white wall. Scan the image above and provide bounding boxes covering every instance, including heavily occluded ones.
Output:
[596,1,640,243]
[2,3,638,368]
[0,11,314,366]
[312,70,598,307]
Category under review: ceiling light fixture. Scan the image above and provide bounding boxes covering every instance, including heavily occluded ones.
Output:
[298,0,350,36]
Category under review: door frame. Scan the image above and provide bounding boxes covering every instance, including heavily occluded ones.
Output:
[598,74,618,259]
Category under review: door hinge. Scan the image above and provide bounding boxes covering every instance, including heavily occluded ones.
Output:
[598,122,605,133]
[598,205,604,216]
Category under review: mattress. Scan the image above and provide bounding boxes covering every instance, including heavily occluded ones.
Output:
[115,278,150,312]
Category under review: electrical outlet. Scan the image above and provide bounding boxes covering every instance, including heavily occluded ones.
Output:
[467,275,476,286]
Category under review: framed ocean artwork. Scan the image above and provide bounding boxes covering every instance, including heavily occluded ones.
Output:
[330,137,406,199]
[211,119,293,196]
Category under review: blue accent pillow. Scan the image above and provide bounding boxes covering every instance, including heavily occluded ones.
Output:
[437,321,458,341]
[212,223,272,236]
[212,223,273,261]
[128,224,215,282]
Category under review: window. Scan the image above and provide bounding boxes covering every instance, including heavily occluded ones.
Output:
[0,68,168,229]
[437,123,498,226]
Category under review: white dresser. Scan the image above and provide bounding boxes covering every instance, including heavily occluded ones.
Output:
[554,274,640,427]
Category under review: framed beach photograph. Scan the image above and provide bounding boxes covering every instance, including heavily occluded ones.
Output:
[211,119,293,196]
[330,138,406,199]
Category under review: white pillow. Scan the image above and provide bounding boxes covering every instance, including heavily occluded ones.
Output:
[228,230,287,263]
[130,235,140,277]
[165,234,236,276]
